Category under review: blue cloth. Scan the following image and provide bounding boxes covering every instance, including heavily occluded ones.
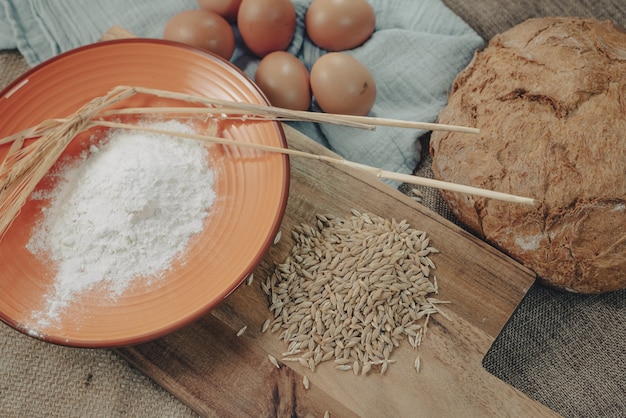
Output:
[0,0,483,183]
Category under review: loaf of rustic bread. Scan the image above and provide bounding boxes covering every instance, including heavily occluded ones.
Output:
[430,17,626,293]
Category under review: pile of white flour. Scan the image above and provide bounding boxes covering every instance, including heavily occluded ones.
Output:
[26,120,216,329]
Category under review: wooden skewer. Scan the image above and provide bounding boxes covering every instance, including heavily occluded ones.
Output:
[1,84,479,146]
[108,85,481,135]
[100,105,481,134]
[99,106,377,130]
[89,120,535,205]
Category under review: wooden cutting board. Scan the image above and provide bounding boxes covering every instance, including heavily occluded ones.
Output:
[114,125,557,417]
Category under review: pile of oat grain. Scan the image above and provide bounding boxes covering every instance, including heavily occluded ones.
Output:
[262,210,448,375]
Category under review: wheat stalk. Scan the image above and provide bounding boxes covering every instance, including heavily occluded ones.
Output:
[88,120,535,205]
[0,85,533,238]
[0,86,135,237]
[100,85,481,134]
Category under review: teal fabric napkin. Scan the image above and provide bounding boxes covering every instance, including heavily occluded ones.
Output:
[0,0,483,183]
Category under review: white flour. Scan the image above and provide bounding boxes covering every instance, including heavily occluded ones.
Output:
[26,120,216,330]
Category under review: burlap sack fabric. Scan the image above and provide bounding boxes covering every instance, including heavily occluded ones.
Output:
[1,0,626,416]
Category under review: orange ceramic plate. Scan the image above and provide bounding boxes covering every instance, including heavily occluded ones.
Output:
[0,40,289,347]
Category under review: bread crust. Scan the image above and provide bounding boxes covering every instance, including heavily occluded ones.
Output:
[430,17,626,293]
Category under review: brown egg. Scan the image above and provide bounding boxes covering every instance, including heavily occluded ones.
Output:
[237,0,296,57]
[255,51,311,111]
[310,52,376,116]
[305,0,375,51]
[196,0,242,22]
[163,10,235,60]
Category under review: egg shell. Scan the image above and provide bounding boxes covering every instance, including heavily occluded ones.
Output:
[163,9,235,60]
[197,0,242,22]
[310,52,376,116]
[305,0,376,51]
[237,0,296,57]
[255,51,311,111]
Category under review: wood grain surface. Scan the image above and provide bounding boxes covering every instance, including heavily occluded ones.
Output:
[115,125,558,417]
